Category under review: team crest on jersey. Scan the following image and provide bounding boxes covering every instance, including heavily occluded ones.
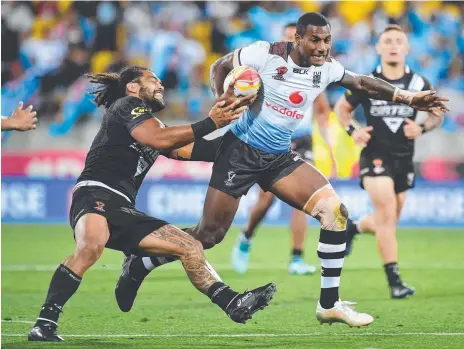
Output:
[94,201,105,212]
[272,66,288,81]
[372,159,385,174]
[312,71,322,88]
[287,91,307,108]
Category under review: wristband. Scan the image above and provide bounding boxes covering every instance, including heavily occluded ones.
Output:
[345,124,358,136]
[393,87,414,106]
[191,117,217,139]
[420,123,427,134]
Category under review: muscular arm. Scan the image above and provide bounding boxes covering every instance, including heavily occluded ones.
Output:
[210,52,236,99]
[339,70,402,102]
[131,119,202,150]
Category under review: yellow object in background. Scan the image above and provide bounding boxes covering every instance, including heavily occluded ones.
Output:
[298,1,321,13]
[382,1,405,19]
[338,1,377,25]
[91,51,115,73]
[313,112,361,179]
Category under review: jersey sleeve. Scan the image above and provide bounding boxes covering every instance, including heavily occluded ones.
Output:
[327,58,346,83]
[116,97,153,133]
[236,41,270,72]
[421,76,432,91]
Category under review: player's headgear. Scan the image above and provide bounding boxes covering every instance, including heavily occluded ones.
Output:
[87,66,149,108]
[296,12,330,36]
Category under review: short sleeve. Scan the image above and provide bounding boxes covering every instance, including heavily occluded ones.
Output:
[236,41,270,72]
[344,89,364,108]
[327,58,345,83]
[115,96,153,133]
[421,76,432,91]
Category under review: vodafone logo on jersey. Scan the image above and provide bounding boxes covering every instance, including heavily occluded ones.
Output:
[287,91,307,108]
[264,102,304,119]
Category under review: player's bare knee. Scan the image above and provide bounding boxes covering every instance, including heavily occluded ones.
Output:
[303,186,347,232]
[376,206,398,226]
[74,242,104,264]
[197,223,227,249]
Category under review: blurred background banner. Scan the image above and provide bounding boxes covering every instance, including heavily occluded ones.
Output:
[2,177,464,227]
[1,1,463,225]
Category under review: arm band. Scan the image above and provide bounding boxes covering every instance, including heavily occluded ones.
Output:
[191,117,217,139]
[191,137,222,162]
[345,124,358,136]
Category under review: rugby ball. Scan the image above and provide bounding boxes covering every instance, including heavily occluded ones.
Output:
[223,66,261,97]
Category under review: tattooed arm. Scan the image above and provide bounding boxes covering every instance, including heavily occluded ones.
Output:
[339,70,449,115]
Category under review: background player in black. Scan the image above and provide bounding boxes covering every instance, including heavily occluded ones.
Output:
[28,66,276,342]
[334,25,445,299]
[120,14,449,328]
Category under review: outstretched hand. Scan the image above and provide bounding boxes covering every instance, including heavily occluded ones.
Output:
[208,95,254,128]
[410,90,449,116]
[219,79,258,109]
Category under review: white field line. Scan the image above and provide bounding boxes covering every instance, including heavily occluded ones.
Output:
[2,332,464,338]
[1,320,35,324]
[2,263,464,272]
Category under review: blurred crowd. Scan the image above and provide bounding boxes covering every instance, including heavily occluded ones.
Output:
[1,1,463,137]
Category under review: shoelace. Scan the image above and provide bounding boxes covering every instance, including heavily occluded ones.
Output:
[339,300,359,316]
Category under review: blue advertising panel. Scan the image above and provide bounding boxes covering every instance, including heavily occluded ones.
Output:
[2,177,464,227]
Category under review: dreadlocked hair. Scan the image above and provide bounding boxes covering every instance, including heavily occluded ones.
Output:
[86,66,148,108]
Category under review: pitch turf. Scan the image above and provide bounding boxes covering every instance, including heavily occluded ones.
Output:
[2,225,464,349]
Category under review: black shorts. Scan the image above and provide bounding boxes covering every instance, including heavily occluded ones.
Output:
[291,135,314,163]
[209,132,305,197]
[359,150,416,194]
[69,186,168,255]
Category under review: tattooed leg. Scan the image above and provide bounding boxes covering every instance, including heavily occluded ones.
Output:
[120,224,277,322]
[138,224,220,293]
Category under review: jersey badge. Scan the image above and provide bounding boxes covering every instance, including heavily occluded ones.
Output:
[312,71,322,88]
[131,106,150,119]
[272,66,288,81]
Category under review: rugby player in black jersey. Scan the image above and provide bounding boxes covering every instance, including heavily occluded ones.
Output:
[334,25,445,299]
[28,66,276,342]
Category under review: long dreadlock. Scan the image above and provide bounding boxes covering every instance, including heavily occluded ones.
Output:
[86,66,148,109]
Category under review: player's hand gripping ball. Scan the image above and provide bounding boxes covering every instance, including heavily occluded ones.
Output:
[223,66,261,97]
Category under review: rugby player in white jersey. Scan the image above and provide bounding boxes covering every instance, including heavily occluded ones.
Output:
[117,13,448,327]
[231,22,335,276]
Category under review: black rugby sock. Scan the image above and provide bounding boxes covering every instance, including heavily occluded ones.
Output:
[207,282,239,311]
[384,262,402,286]
[36,264,82,325]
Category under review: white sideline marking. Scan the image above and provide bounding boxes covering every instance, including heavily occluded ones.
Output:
[1,320,35,324]
[2,263,464,272]
[2,332,464,338]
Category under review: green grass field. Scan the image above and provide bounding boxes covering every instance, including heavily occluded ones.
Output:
[2,225,464,349]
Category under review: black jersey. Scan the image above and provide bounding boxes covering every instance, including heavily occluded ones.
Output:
[77,96,163,203]
[345,66,431,158]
